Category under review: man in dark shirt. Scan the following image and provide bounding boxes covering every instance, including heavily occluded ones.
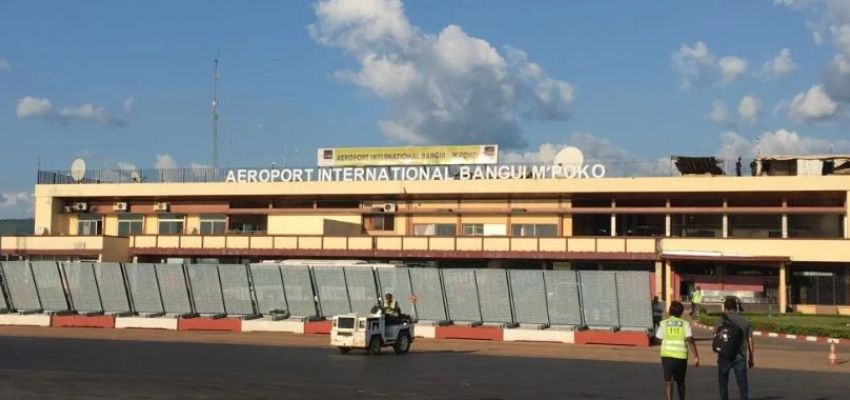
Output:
[715,298,755,400]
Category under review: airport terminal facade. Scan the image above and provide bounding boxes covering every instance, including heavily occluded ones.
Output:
[2,146,850,314]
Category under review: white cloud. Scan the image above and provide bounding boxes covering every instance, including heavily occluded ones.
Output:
[501,132,673,177]
[16,96,128,127]
[502,132,639,164]
[672,41,748,88]
[671,41,717,89]
[721,129,850,158]
[719,56,748,84]
[708,100,733,126]
[154,154,177,169]
[738,94,762,124]
[755,48,798,79]
[0,192,32,209]
[0,59,10,71]
[777,1,850,101]
[334,54,418,97]
[117,162,137,171]
[16,97,53,119]
[309,0,574,148]
[123,97,135,114]
[58,104,124,126]
[789,85,838,122]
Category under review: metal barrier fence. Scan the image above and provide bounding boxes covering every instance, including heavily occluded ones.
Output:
[0,261,653,330]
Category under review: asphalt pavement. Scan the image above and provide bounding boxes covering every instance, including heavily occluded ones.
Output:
[0,334,847,399]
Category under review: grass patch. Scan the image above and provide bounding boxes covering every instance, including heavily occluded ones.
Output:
[696,313,850,339]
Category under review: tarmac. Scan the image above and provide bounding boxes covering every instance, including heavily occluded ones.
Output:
[0,326,847,399]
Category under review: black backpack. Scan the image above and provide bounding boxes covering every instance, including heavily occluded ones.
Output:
[712,315,743,360]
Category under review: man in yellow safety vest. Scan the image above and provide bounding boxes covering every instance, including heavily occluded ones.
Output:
[383,293,402,323]
[656,300,700,400]
[689,286,703,317]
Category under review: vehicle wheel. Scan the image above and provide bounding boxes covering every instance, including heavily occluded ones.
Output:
[367,336,382,355]
[338,347,351,354]
[393,332,411,355]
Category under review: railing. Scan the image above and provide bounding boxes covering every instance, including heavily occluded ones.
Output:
[34,159,746,185]
[128,234,659,255]
[0,235,131,261]
[0,235,108,252]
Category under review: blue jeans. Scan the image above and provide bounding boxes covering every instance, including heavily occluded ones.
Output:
[718,355,748,400]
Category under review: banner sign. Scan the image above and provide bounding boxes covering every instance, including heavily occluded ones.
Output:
[225,164,606,183]
[317,145,498,167]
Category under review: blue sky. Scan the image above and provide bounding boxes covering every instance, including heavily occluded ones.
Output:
[1,0,849,218]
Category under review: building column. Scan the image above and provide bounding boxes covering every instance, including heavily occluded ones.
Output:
[779,261,788,314]
[845,191,850,239]
[664,261,673,307]
[654,260,664,298]
[781,198,788,239]
[665,199,672,237]
[722,198,729,238]
[781,214,788,238]
[610,199,617,237]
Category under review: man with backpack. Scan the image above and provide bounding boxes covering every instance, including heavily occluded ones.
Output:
[713,297,755,400]
[656,301,699,400]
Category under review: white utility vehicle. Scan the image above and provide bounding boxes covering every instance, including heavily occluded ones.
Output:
[330,305,414,355]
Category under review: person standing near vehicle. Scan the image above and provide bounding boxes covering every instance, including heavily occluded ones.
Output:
[689,286,702,317]
[656,301,699,400]
[383,293,402,323]
[652,296,665,329]
[714,297,754,400]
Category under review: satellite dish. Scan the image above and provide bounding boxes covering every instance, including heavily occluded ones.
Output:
[552,147,584,178]
[70,158,87,182]
[130,170,142,183]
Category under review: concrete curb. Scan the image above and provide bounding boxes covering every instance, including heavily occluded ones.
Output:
[0,314,652,347]
[692,320,844,345]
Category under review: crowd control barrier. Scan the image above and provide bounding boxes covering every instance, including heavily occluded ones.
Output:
[0,261,653,332]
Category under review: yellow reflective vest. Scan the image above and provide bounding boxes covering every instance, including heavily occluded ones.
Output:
[692,291,702,304]
[384,300,399,316]
[659,317,689,359]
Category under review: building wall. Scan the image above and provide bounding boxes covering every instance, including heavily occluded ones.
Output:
[104,215,118,236]
[268,214,363,235]
[144,215,158,235]
[186,215,201,235]
[34,175,850,200]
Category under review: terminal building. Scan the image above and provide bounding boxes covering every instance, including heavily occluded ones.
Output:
[1,145,849,315]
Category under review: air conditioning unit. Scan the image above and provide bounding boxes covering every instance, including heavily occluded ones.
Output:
[113,202,129,212]
[71,202,89,212]
[381,203,397,213]
[153,202,169,212]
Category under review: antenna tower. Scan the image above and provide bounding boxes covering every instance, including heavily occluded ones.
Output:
[212,49,221,168]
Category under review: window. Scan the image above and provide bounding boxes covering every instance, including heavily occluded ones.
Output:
[200,214,226,235]
[364,215,395,231]
[462,223,506,236]
[616,214,666,237]
[158,214,185,235]
[788,214,844,238]
[511,224,557,237]
[77,214,102,236]
[671,214,723,238]
[117,214,143,236]
[463,224,484,236]
[228,214,266,234]
[572,214,611,236]
[413,223,456,236]
[728,214,782,238]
